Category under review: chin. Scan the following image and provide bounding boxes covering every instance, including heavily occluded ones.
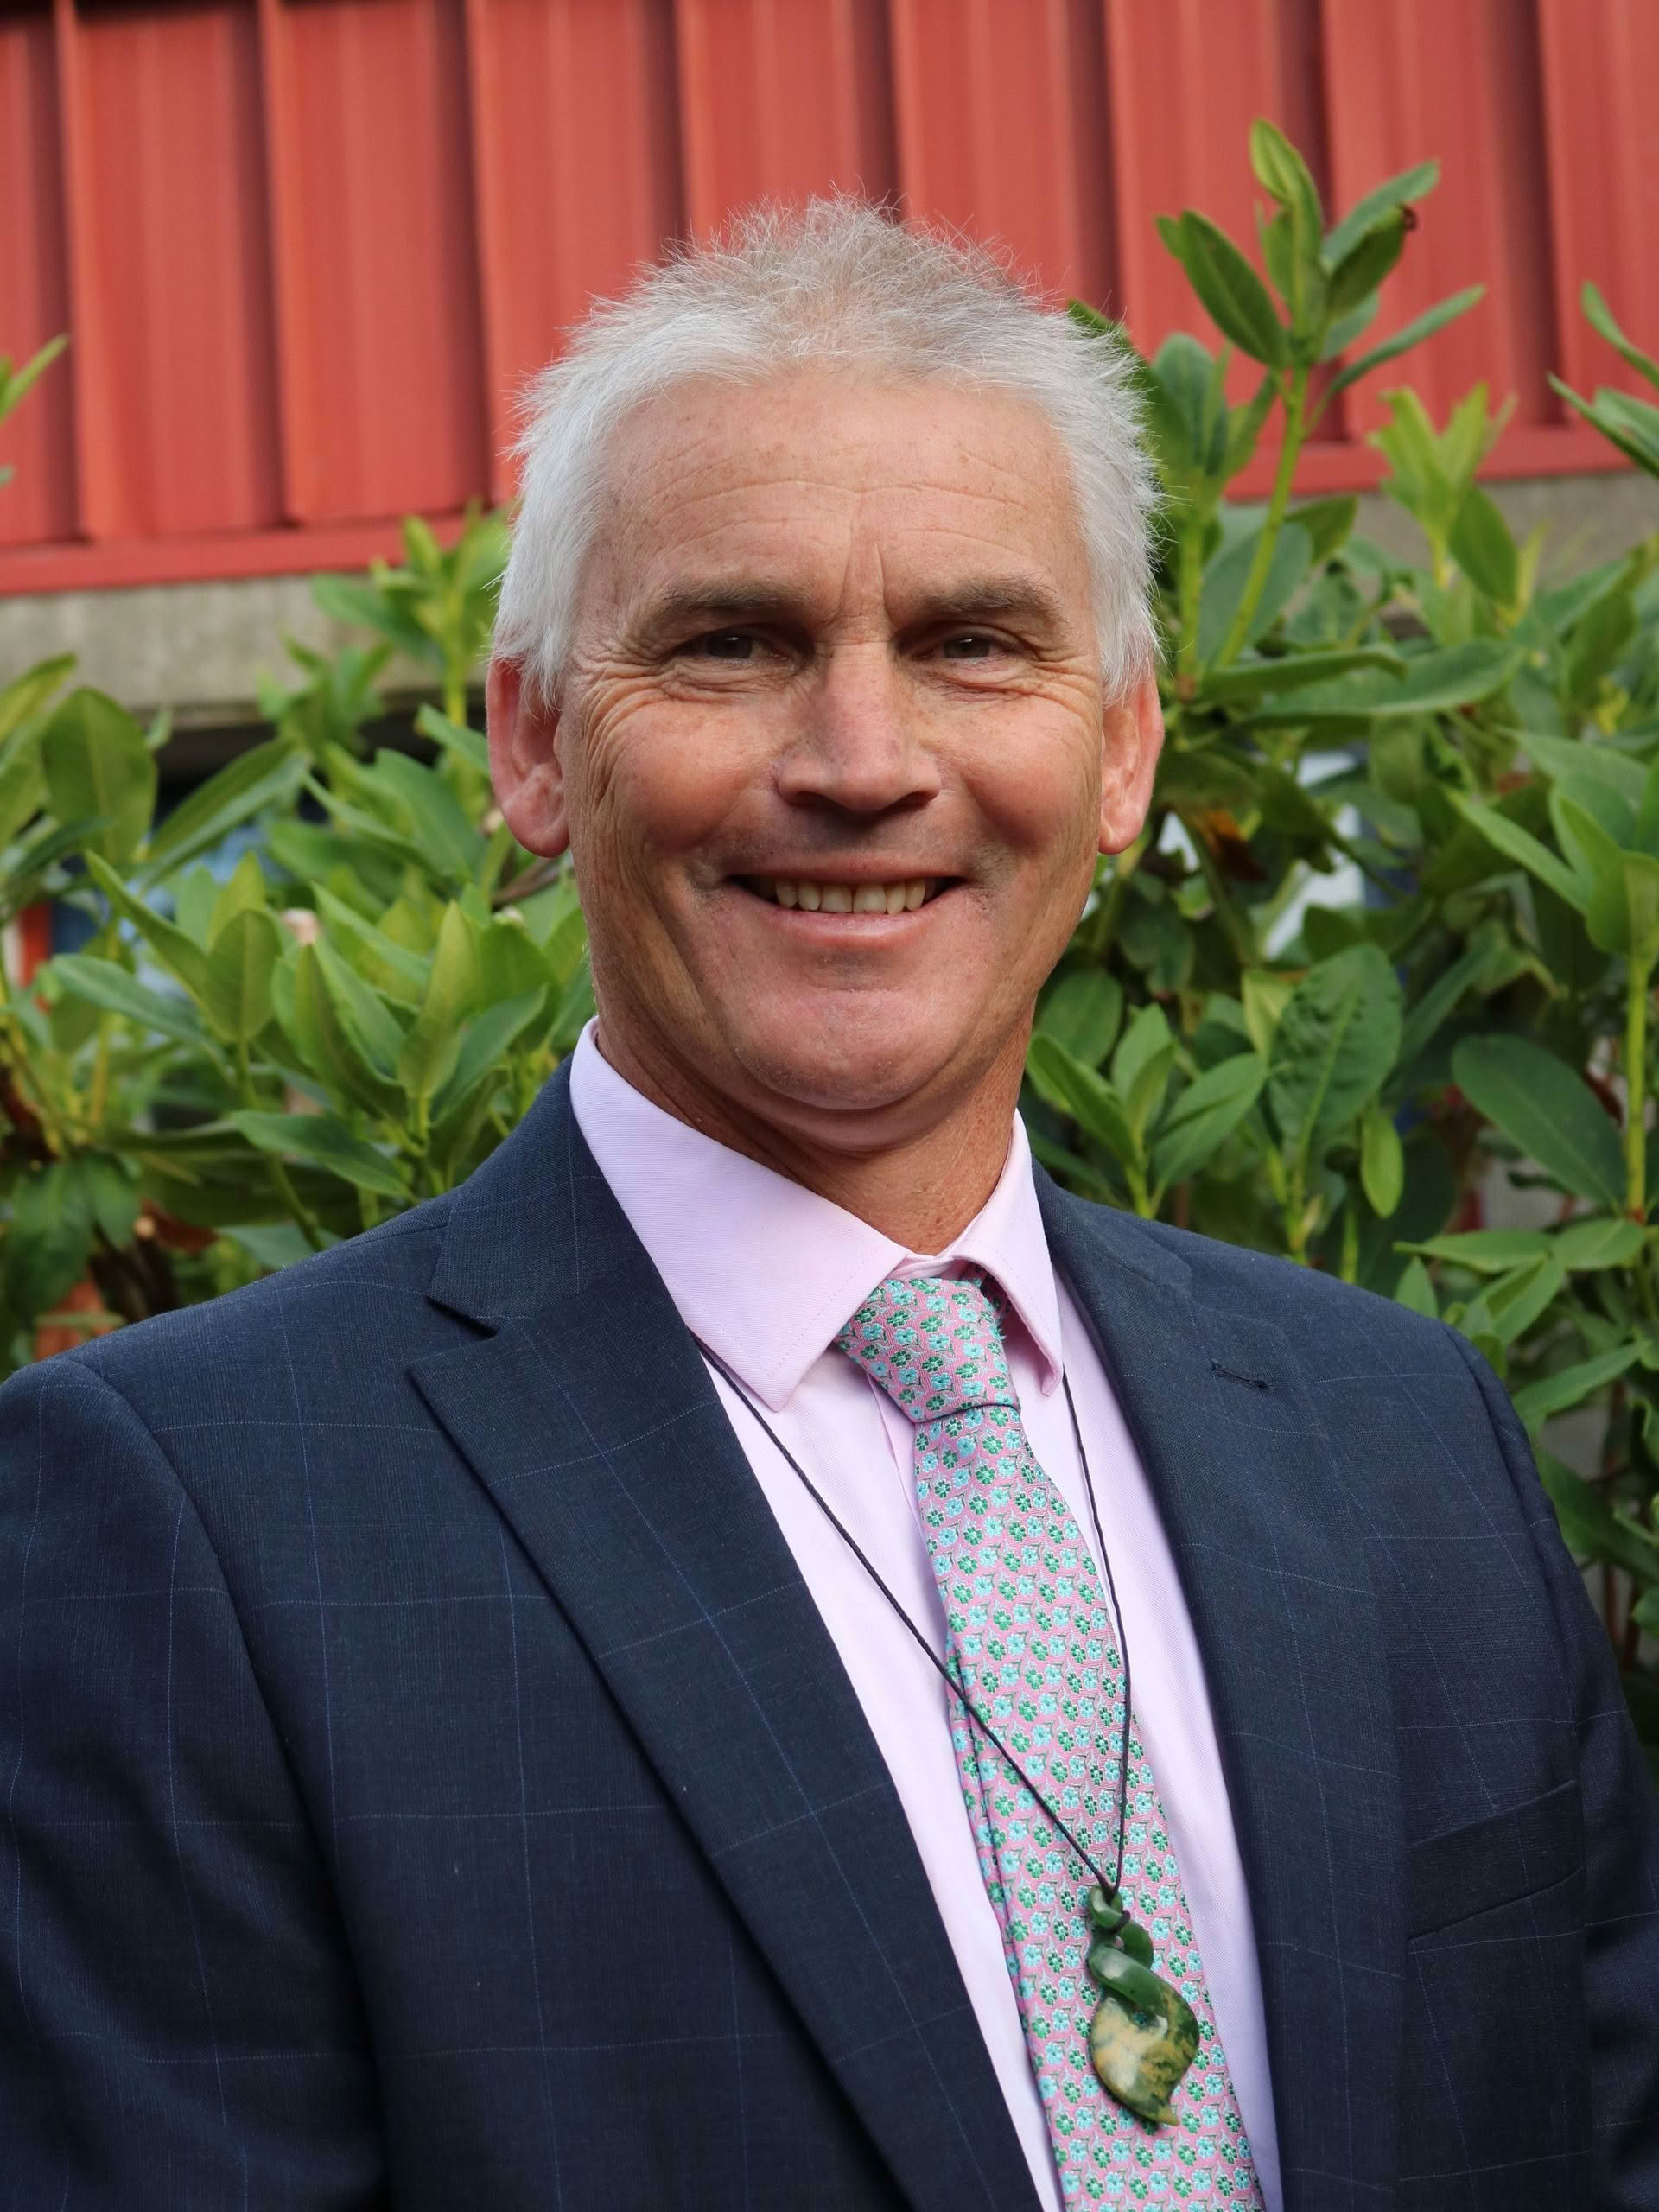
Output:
[729,1011,975,1124]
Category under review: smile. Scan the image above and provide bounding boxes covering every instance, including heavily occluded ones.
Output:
[742,877,950,913]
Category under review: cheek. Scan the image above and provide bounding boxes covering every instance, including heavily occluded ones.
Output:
[970,716,1101,883]
[570,692,750,879]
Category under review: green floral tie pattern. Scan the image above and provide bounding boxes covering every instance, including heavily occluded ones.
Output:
[836,1271,1263,2206]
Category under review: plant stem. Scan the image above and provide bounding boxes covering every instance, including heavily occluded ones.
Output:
[1213,367,1307,670]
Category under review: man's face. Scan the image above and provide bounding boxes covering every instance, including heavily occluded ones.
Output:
[489,370,1161,1158]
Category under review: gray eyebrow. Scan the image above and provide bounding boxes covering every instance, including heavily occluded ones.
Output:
[626,573,1070,649]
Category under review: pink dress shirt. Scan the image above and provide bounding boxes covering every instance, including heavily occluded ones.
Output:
[570,1024,1282,2211]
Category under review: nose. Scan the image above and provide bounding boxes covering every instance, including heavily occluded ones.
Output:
[775,643,942,817]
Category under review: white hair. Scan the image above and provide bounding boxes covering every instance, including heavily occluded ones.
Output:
[493,199,1157,702]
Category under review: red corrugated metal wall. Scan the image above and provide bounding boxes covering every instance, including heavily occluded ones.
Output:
[2,0,1653,597]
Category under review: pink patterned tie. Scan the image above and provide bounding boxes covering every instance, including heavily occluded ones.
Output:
[836,1271,1264,2207]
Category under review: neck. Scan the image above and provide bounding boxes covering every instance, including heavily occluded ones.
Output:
[592,1022,1026,1253]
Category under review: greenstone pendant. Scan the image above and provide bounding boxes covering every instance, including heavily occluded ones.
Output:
[1084,1885,1200,2126]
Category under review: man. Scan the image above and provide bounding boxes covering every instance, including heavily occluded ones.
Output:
[1,205,1654,2211]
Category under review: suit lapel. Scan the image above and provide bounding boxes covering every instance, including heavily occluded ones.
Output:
[411,1072,1039,2212]
[1039,1179,1403,2212]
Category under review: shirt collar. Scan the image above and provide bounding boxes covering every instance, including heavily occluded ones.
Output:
[568,1022,1065,1411]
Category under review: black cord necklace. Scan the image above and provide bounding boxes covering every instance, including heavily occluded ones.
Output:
[696,1337,1201,2128]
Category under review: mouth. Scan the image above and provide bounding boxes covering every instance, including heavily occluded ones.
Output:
[738,875,954,914]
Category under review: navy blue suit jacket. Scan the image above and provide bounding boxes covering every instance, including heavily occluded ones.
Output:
[3,1065,1656,2209]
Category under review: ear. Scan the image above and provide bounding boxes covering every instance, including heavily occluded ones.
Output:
[486,656,570,859]
[1098,664,1165,855]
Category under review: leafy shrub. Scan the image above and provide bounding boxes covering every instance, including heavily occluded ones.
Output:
[2,127,1656,1764]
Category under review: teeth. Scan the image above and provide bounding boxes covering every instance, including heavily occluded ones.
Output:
[757,877,938,912]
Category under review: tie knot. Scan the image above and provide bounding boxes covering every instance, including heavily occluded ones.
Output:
[835,1271,1017,1424]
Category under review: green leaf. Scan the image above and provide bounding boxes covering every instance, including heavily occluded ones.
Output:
[1323,160,1439,269]
[0,653,75,752]
[141,737,303,877]
[397,903,481,1105]
[219,1222,331,1273]
[1249,118,1323,233]
[1318,296,1379,365]
[1287,495,1359,564]
[0,333,67,423]
[229,1111,410,1199]
[311,940,407,1074]
[1394,1255,1438,1319]
[310,886,431,1004]
[1026,1034,1139,1169]
[1249,120,1325,331]
[1586,846,1659,968]
[413,702,491,775]
[1248,639,1521,725]
[1198,523,1313,664]
[1511,1345,1643,1433]
[310,572,433,662]
[1479,1252,1566,1346]
[1202,644,1402,704]
[1166,210,1287,368]
[1447,484,1519,607]
[209,849,269,942]
[3,1160,92,1319]
[44,952,207,1050]
[1566,586,1638,709]
[0,747,48,851]
[1267,945,1403,1161]
[1513,728,1646,807]
[1447,793,1587,911]
[1552,1216,1648,1270]
[290,944,406,1119]
[1402,1229,1550,1275]
[359,749,485,885]
[200,908,283,1044]
[1324,210,1407,319]
[82,851,212,999]
[1452,1035,1625,1208]
[1395,939,1495,1071]
[1552,378,1659,474]
[1110,1002,1173,1103]
[80,1155,140,1249]
[1360,1104,1405,1217]
[39,689,157,865]
[1037,970,1123,1069]
[1241,969,1295,1057]
[1325,286,1484,399]
[1151,1052,1266,1187]
[1538,1447,1659,1580]
[429,988,552,1124]
[1580,282,1659,391]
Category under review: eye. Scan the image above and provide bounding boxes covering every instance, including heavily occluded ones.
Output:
[939,632,999,660]
[684,629,759,661]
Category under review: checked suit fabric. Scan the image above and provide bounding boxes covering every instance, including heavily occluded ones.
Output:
[837,1270,1265,2207]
